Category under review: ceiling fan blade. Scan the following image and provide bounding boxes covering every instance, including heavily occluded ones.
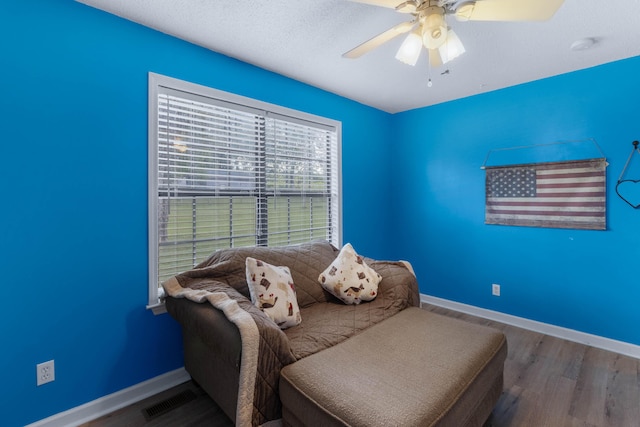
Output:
[343,20,416,59]
[459,0,564,22]
[347,0,408,10]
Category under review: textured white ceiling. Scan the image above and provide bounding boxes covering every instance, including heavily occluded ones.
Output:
[77,0,640,113]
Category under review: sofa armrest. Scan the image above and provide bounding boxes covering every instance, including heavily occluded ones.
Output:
[399,260,416,277]
[165,279,297,367]
[164,278,297,424]
[368,259,421,308]
[166,295,243,367]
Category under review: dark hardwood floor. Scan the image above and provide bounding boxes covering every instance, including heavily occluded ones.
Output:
[430,305,640,426]
[84,304,640,426]
[80,380,233,427]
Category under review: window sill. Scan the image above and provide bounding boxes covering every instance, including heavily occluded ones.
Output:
[147,286,167,315]
[147,301,167,315]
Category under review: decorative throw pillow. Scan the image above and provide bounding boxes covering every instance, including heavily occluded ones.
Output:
[245,257,302,329]
[318,243,382,305]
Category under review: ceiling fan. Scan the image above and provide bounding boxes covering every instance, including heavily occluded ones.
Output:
[343,0,565,67]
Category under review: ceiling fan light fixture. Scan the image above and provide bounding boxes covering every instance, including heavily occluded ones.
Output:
[395,30,423,66]
[422,9,447,49]
[438,29,465,64]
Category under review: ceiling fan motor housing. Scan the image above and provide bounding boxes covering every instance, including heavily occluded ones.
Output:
[421,5,447,49]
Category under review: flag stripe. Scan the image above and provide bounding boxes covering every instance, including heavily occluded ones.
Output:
[537,171,603,179]
[535,189,604,196]
[537,176,604,184]
[489,196,604,202]
[485,159,606,230]
[486,213,604,222]
[537,181,603,189]
[535,164,602,172]
[487,208,604,215]
[489,201,604,207]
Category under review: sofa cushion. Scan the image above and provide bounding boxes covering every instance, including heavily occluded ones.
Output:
[318,243,382,305]
[246,257,302,329]
[285,260,419,359]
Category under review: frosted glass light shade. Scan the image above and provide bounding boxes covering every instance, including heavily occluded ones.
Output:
[395,31,422,66]
[439,29,465,63]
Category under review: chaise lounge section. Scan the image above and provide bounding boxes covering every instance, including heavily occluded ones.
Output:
[280,307,507,426]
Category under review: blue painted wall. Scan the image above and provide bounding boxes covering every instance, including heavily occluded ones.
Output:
[4,0,640,425]
[1,1,393,425]
[392,56,640,345]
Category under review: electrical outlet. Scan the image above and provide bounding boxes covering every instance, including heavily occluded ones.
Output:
[37,360,55,386]
[492,284,501,297]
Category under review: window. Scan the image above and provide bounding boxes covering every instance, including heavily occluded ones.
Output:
[147,73,341,310]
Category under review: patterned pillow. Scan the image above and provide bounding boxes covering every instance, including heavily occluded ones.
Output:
[245,257,302,329]
[318,243,382,305]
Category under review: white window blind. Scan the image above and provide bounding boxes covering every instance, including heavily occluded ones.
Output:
[148,73,341,310]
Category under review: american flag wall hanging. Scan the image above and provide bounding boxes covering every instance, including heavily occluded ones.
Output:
[485,158,607,230]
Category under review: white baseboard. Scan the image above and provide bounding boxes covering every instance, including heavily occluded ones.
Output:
[421,294,640,360]
[27,367,191,427]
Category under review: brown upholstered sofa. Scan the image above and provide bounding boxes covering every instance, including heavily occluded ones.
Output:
[163,241,506,427]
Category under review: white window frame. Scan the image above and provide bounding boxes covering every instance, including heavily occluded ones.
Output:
[147,73,342,312]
